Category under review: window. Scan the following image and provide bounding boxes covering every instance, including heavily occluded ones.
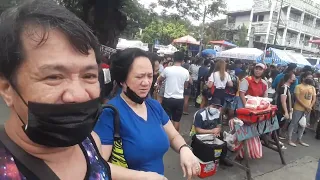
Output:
[258,15,264,21]
[253,15,257,22]
[254,36,261,42]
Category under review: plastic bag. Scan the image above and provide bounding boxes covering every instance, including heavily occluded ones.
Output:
[299,115,307,127]
[245,96,271,110]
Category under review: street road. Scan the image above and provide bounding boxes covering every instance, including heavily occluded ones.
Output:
[0,98,319,179]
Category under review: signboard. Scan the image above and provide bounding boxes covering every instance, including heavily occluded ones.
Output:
[100,45,117,57]
[235,117,279,141]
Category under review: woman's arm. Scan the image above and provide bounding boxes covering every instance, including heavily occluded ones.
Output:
[92,132,167,180]
[163,121,188,153]
[280,95,288,115]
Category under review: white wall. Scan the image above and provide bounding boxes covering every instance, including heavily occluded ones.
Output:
[235,14,251,28]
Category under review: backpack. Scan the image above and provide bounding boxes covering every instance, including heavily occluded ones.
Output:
[225,74,238,96]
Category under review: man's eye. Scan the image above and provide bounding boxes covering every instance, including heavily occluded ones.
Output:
[84,74,97,79]
[46,75,63,80]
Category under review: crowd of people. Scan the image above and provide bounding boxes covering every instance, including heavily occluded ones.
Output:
[0,0,319,180]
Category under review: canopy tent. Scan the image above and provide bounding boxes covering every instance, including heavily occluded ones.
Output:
[259,48,293,65]
[209,40,237,47]
[217,48,263,61]
[202,49,217,57]
[116,38,149,51]
[172,35,200,45]
[259,48,311,66]
[285,50,311,67]
[156,44,178,55]
[309,39,320,44]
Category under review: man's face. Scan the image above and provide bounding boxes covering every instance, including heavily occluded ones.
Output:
[254,66,264,78]
[1,27,99,123]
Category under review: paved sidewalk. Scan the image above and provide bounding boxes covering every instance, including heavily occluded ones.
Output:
[255,156,318,180]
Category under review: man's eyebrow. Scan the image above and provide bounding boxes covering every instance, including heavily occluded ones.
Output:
[82,65,99,71]
[38,64,99,72]
[38,64,68,72]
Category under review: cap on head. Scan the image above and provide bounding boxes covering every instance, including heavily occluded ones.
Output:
[208,98,222,107]
[255,63,266,70]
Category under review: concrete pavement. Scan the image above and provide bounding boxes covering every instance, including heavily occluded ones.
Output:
[164,106,320,180]
[0,98,319,179]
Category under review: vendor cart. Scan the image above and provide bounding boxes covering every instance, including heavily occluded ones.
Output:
[226,117,286,180]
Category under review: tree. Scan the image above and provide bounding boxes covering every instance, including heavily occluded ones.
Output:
[139,20,188,45]
[234,24,248,47]
[158,0,226,20]
[120,0,157,39]
[204,19,226,43]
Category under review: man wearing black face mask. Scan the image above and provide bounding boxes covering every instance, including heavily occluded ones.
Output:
[0,1,166,180]
[0,0,115,179]
[288,72,316,147]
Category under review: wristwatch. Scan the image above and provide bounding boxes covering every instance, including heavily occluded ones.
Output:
[179,144,193,153]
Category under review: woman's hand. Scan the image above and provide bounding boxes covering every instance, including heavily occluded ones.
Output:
[139,172,168,180]
[180,147,200,180]
[284,112,289,120]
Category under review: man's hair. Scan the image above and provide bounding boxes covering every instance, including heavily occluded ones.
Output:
[173,51,184,62]
[0,0,101,82]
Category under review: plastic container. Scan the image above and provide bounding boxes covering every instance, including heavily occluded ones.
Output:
[236,105,277,124]
[198,159,218,179]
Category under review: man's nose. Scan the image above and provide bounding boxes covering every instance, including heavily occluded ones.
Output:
[61,80,90,103]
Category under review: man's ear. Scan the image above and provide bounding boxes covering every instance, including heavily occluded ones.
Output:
[0,75,14,107]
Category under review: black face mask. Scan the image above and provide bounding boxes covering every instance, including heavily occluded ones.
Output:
[124,85,146,104]
[304,78,314,85]
[14,89,101,147]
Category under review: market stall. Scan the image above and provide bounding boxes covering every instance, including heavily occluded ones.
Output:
[116,38,149,51]
[172,35,200,45]
[156,44,178,55]
[260,48,311,66]
[217,48,263,61]
[202,49,217,57]
[260,48,293,65]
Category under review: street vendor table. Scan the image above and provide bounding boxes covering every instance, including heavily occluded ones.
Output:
[226,117,286,180]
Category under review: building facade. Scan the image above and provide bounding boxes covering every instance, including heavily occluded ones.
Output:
[225,0,320,54]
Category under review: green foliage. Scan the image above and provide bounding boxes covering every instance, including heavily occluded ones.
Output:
[203,19,226,43]
[158,0,226,20]
[121,0,157,39]
[235,24,248,47]
[139,20,188,45]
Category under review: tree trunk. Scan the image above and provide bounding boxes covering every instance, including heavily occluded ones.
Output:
[82,0,127,48]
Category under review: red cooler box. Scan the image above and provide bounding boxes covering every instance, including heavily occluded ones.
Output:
[236,105,277,124]
[198,159,218,178]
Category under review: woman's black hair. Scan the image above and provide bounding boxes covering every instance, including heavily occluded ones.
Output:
[277,72,294,92]
[205,61,215,81]
[0,0,101,84]
[110,48,150,87]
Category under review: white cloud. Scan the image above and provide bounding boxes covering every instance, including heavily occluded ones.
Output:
[138,0,253,25]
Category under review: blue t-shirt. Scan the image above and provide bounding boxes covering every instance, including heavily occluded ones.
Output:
[94,95,170,175]
[272,73,298,93]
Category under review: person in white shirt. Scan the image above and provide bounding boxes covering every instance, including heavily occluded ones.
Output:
[158,52,190,131]
[207,60,233,107]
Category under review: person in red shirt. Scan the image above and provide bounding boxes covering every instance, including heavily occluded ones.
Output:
[239,63,268,108]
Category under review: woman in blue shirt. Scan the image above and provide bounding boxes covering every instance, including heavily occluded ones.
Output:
[94,48,200,180]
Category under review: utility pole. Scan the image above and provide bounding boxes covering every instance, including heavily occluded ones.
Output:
[273,0,284,46]
[199,5,207,55]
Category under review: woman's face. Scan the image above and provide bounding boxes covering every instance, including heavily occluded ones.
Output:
[124,56,153,97]
[289,74,296,83]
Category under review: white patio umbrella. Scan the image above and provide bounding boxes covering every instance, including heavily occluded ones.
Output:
[217,48,264,61]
